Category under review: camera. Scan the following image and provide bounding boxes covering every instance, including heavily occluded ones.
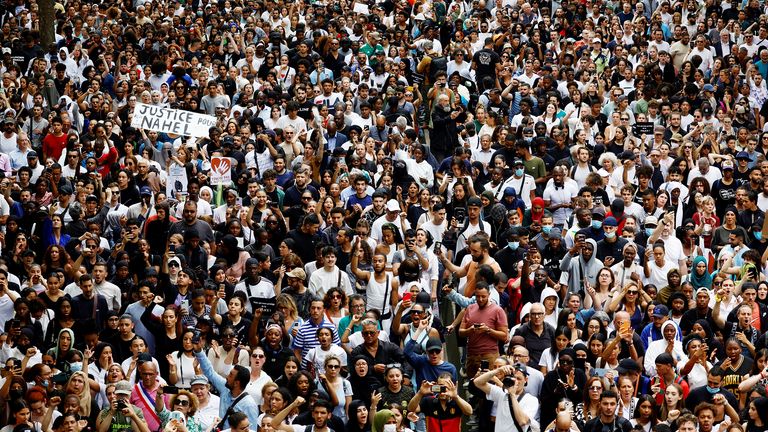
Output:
[502,376,516,388]
[480,360,489,370]
[164,386,180,394]
[116,400,128,411]
[430,385,446,393]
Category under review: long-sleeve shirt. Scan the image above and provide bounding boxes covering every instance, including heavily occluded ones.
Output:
[195,350,261,428]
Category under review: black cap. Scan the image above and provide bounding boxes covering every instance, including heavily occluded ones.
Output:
[467,196,482,207]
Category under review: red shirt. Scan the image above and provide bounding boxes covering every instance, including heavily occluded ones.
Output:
[42,132,67,161]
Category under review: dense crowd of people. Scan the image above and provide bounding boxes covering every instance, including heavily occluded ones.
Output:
[5,0,768,432]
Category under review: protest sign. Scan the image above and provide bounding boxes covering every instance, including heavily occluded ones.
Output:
[210,156,232,186]
[166,164,189,198]
[131,103,217,137]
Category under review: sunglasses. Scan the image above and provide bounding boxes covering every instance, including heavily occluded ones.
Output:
[326,364,340,369]
[175,399,190,406]
[251,354,265,358]
[362,331,377,336]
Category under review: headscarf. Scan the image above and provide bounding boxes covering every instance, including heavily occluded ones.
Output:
[371,410,395,432]
[688,256,712,289]
[41,79,60,109]
[49,328,76,360]
[66,371,92,417]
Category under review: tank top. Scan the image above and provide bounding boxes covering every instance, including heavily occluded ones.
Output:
[367,273,393,318]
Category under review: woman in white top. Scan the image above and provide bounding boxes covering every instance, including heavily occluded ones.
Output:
[167,329,198,389]
[303,327,348,375]
[316,355,353,423]
[616,376,638,420]
[538,326,572,375]
[273,55,296,89]
[322,288,349,327]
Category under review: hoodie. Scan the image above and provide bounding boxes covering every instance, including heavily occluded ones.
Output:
[643,320,688,377]
[540,287,561,329]
[559,238,602,296]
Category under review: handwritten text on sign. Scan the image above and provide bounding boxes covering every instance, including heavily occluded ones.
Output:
[131,103,217,137]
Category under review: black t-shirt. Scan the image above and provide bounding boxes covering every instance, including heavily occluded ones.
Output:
[711,178,738,219]
[472,48,500,81]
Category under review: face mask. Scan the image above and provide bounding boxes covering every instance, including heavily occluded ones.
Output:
[756,232,763,241]
[9,389,22,399]
[515,168,524,177]
[646,228,653,236]
[605,231,616,239]
[592,220,603,229]
[383,424,397,432]
[508,241,520,250]
[40,379,49,388]
[542,225,552,235]
[69,362,83,372]
[524,136,533,143]
[705,385,719,394]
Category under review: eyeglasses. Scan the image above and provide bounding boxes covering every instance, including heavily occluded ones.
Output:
[331,294,342,299]
[251,353,265,358]
[427,349,441,354]
[169,262,180,268]
[589,386,603,391]
[410,310,424,315]
[362,331,377,336]
[559,359,573,365]
[222,334,235,338]
[530,312,545,316]
[175,399,190,406]
[326,364,340,369]
[302,196,312,200]
[627,291,638,295]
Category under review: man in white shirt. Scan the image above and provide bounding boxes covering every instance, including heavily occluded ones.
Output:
[687,34,715,72]
[687,157,722,186]
[456,197,493,251]
[93,263,121,312]
[506,159,537,207]
[543,166,579,228]
[308,246,354,297]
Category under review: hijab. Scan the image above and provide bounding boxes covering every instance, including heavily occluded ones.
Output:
[688,256,712,289]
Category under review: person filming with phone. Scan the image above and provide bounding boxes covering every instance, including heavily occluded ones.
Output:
[406,373,472,432]
[472,364,539,432]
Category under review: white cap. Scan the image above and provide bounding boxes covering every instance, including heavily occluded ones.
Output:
[386,199,400,212]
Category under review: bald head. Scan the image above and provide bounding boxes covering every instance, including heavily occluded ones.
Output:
[556,411,572,430]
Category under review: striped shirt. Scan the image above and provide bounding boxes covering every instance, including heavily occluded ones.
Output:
[291,317,341,358]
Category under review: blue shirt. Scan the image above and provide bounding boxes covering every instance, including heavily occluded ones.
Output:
[195,351,261,428]
[403,339,457,387]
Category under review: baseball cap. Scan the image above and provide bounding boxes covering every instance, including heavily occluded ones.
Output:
[644,216,658,227]
[603,216,618,227]
[652,304,669,317]
[386,199,400,212]
[617,358,641,374]
[467,196,482,207]
[702,84,715,92]
[286,268,306,280]
[426,338,442,352]
[115,380,132,395]
[722,160,734,170]
[736,151,752,161]
[695,287,711,297]
[59,184,73,195]
[592,207,606,218]
[140,186,152,196]
[191,375,209,386]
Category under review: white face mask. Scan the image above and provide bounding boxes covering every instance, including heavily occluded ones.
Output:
[383,424,397,432]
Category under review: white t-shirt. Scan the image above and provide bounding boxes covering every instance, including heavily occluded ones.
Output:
[308,267,354,297]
